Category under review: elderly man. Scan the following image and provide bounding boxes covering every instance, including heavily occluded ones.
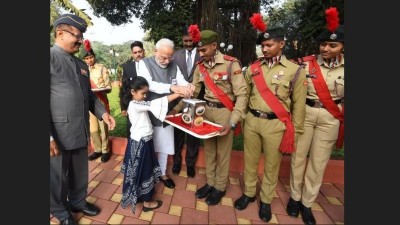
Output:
[138,38,194,189]
[50,14,116,225]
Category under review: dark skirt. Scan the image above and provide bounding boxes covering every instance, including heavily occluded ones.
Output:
[120,136,162,213]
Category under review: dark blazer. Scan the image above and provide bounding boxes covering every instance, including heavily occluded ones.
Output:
[120,60,138,111]
[50,44,106,151]
[173,48,200,82]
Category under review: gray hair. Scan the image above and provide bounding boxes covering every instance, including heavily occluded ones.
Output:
[155,38,174,50]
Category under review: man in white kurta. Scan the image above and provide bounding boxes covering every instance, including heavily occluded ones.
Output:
[138,38,194,188]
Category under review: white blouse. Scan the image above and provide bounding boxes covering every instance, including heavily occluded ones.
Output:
[127,96,169,141]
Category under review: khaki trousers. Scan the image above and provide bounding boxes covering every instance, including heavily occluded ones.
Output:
[203,106,233,191]
[243,113,285,203]
[89,112,109,153]
[289,106,340,207]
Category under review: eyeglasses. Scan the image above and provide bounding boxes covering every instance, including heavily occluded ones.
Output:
[61,29,84,41]
[183,39,193,43]
[157,55,174,62]
[132,50,143,54]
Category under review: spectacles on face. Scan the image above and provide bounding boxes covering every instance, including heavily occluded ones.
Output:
[61,29,84,41]
[183,39,193,43]
[157,55,174,62]
[132,49,143,54]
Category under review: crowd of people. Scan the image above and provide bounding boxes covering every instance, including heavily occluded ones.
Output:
[50,6,344,225]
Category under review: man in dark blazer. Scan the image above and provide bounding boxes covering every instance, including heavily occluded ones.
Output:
[119,41,145,138]
[170,32,203,178]
[50,14,116,225]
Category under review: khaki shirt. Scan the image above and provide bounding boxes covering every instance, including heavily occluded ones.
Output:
[89,63,111,89]
[174,50,248,124]
[244,56,307,133]
[305,54,344,101]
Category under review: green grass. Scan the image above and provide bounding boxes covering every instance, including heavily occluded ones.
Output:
[106,87,343,159]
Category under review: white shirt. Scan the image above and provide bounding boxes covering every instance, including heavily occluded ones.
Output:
[137,59,189,94]
[128,96,169,142]
[186,47,196,68]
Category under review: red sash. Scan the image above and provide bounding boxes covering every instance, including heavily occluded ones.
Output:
[199,63,241,135]
[90,80,110,114]
[307,56,344,148]
[249,60,295,153]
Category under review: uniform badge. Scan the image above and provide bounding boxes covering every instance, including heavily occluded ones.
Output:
[330,33,337,40]
[278,71,284,75]
[213,75,219,80]
[273,74,283,80]
[263,33,270,39]
[198,41,203,46]
[303,80,308,86]
[222,75,228,80]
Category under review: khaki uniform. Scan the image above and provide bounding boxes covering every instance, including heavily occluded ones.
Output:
[89,63,111,153]
[191,51,247,191]
[290,54,344,207]
[243,56,306,203]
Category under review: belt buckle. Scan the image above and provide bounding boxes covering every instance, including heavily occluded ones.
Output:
[208,102,215,107]
[257,110,266,119]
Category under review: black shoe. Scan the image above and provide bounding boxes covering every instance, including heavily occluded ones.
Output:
[234,194,256,210]
[172,164,181,175]
[286,197,301,217]
[71,202,100,216]
[101,152,111,163]
[301,204,316,225]
[258,201,272,222]
[88,152,102,161]
[187,166,195,178]
[195,184,215,199]
[60,217,77,225]
[142,200,163,212]
[160,177,175,188]
[205,188,226,205]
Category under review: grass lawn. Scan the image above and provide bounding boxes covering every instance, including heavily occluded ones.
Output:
[106,87,343,159]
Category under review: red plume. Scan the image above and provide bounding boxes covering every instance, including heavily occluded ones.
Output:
[188,24,200,43]
[83,39,92,52]
[249,13,266,32]
[325,7,340,33]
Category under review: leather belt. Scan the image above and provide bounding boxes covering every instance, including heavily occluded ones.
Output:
[249,108,279,120]
[205,100,226,108]
[306,98,342,108]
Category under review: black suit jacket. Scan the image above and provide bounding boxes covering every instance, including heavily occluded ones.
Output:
[120,60,138,110]
[173,48,200,82]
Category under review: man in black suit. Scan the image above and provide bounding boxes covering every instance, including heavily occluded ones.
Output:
[50,14,116,225]
[119,41,146,137]
[170,31,203,178]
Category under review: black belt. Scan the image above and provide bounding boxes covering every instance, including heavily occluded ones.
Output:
[306,98,342,108]
[249,108,279,120]
[205,100,226,108]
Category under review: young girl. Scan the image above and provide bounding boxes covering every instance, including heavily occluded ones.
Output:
[120,76,182,213]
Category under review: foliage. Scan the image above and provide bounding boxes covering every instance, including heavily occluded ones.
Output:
[50,0,93,30]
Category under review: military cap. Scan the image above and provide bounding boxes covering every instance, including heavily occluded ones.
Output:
[80,39,95,59]
[53,14,88,33]
[256,26,285,44]
[316,25,344,42]
[197,30,218,47]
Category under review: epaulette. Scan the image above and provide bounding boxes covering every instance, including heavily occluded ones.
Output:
[196,58,204,65]
[290,55,317,65]
[250,57,263,65]
[223,55,238,61]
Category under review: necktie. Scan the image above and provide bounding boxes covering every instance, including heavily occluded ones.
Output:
[186,51,192,74]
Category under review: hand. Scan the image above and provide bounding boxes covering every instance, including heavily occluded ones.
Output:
[102,113,116,130]
[187,83,195,95]
[171,85,192,98]
[50,140,60,157]
[218,124,232,136]
[168,109,177,116]
[121,110,128,117]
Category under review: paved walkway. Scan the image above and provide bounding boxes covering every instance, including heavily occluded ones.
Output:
[50,151,344,224]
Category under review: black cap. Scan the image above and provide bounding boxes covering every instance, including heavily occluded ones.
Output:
[256,26,285,44]
[316,25,344,42]
[80,48,95,59]
[53,14,88,33]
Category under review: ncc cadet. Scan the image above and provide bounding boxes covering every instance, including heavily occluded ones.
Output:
[234,13,307,223]
[173,29,248,205]
[286,7,345,225]
[81,40,112,163]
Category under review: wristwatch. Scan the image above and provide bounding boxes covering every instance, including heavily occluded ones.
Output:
[230,122,236,131]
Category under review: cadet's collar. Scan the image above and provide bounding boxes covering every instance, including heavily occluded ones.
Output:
[318,54,344,68]
[260,55,288,68]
